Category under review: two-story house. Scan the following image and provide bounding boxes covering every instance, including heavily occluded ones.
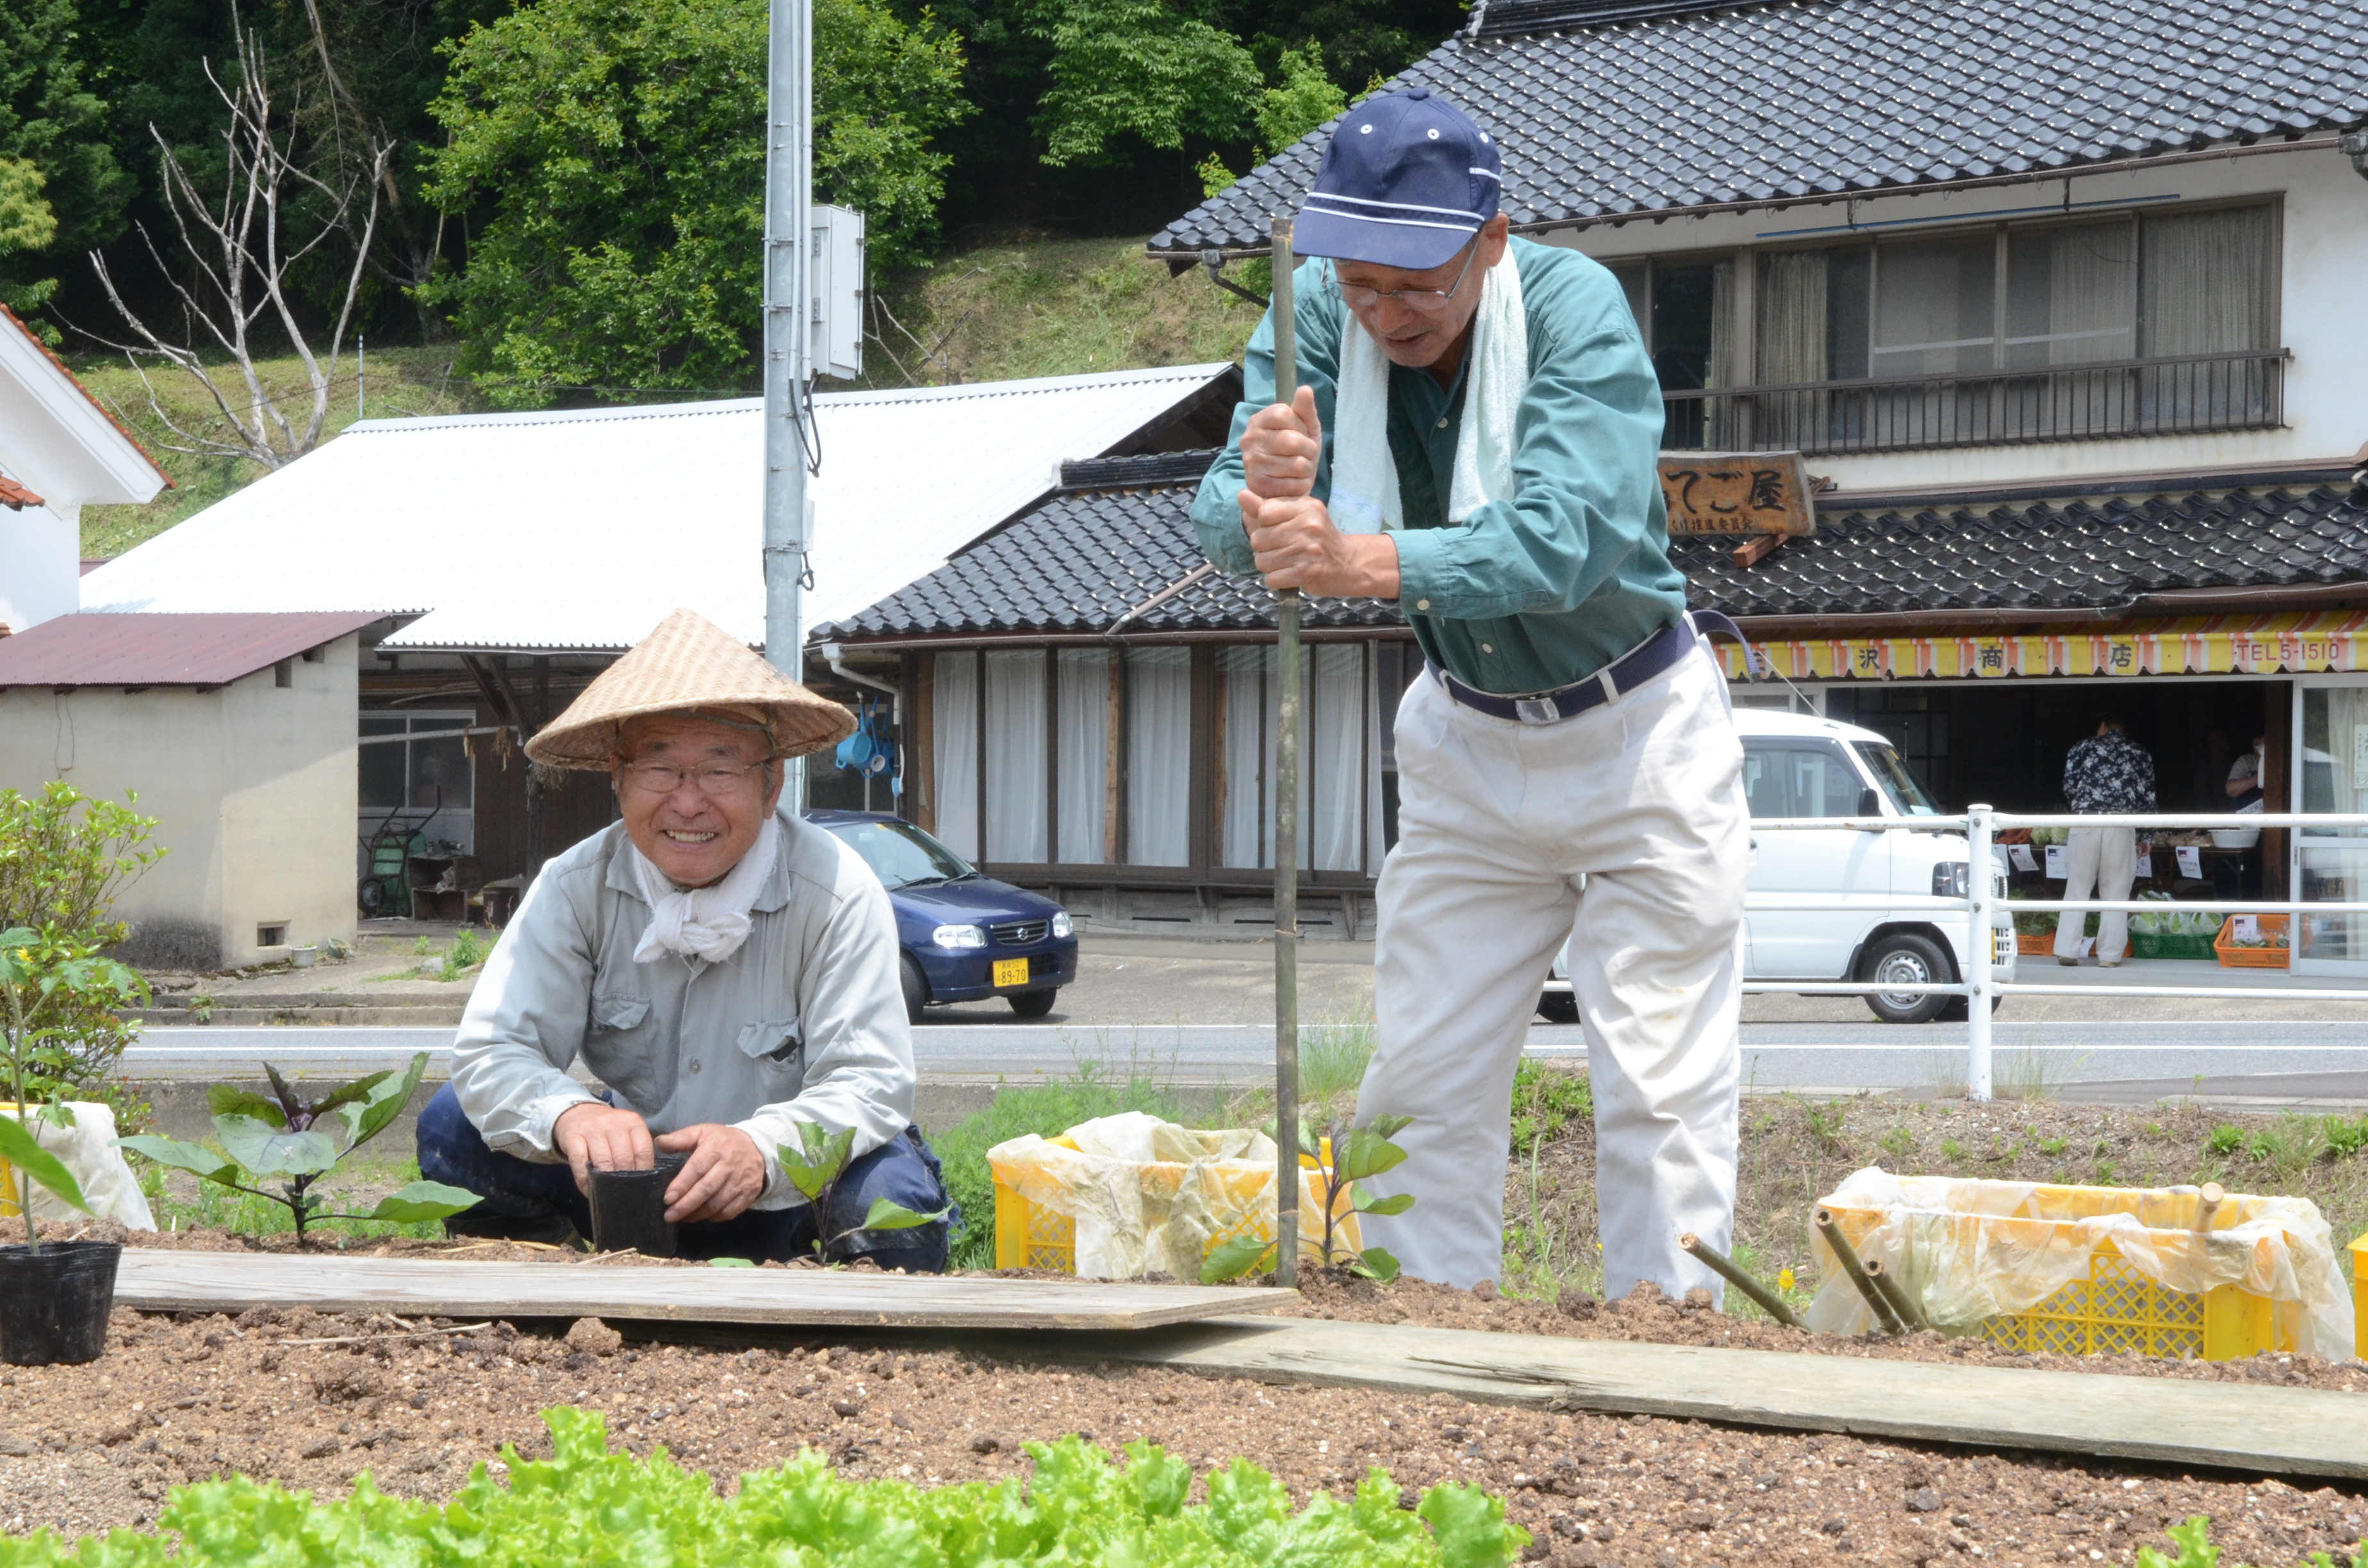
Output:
[820,0,2368,966]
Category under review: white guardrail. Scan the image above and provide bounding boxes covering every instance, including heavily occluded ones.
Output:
[1745,808,2368,1099]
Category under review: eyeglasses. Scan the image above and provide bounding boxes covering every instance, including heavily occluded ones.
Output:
[1335,239,1482,316]
[619,760,773,798]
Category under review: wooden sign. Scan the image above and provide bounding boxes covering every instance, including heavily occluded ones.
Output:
[1658,452,1816,537]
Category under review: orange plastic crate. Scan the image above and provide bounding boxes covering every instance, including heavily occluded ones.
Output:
[2214,913,2290,969]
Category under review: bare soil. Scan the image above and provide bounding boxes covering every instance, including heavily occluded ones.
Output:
[2,1302,2364,1565]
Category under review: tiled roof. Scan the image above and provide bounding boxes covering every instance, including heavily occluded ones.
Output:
[1151,0,2368,256]
[829,473,2368,638]
[1677,482,2368,618]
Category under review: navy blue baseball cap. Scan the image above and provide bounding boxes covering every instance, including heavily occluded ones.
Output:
[1294,88,1501,272]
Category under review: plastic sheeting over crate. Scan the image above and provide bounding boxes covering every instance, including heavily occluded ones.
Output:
[987,1113,1351,1280]
[1812,1168,2354,1362]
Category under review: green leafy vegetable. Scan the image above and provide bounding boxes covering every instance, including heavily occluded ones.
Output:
[768,1122,948,1263]
[1203,1116,1419,1284]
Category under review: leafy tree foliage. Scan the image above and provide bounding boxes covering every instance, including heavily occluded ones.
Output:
[0,0,129,325]
[422,0,966,402]
[1199,40,1351,195]
[1030,0,1260,168]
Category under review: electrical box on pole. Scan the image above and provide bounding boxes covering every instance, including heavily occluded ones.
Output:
[810,204,864,381]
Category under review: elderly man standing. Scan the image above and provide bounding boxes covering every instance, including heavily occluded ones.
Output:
[415,609,954,1268]
[1192,90,1748,1298]
[2055,717,2157,969]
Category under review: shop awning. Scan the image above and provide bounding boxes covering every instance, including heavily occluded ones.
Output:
[1720,610,2368,682]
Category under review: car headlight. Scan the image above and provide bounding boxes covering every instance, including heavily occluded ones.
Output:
[1051,911,1073,938]
[1931,862,1970,899]
[931,924,985,949]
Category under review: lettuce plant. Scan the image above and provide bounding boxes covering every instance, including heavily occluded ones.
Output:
[118,1052,479,1242]
[1202,1115,1414,1284]
[775,1120,948,1262]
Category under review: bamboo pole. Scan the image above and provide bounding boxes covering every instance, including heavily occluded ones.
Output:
[1815,1207,1905,1335]
[1679,1233,1805,1328]
[1862,1256,1928,1333]
[1270,213,1301,1289]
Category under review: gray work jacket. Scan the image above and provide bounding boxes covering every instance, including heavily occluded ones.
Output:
[448,810,914,1209]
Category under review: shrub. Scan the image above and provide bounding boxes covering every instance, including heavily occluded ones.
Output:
[0,1408,1534,1567]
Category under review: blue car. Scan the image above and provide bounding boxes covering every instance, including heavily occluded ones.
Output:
[808,811,1078,1023]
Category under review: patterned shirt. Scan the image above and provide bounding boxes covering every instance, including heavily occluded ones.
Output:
[2063,730,2157,815]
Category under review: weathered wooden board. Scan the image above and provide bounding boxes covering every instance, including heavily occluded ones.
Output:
[946,1317,2368,1482]
[111,1252,1295,1332]
[1657,452,1816,536]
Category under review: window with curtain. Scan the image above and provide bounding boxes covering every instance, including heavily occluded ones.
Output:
[1210,644,1376,873]
[2139,205,2276,424]
[1214,646,1270,869]
[1124,649,1191,866]
[1309,645,1365,872]
[982,649,1046,862]
[1649,259,1735,449]
[1055,648,1115,863]
[931,652,980,861]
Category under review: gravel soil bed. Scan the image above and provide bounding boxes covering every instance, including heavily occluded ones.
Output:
[2,1304,2365,1565]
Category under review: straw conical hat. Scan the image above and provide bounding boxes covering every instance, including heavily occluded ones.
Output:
[525,608,855,768]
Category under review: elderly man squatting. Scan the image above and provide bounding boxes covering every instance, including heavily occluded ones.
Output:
[414,609,953,1268]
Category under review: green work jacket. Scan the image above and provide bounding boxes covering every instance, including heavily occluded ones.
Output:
[1190,236,1684,695]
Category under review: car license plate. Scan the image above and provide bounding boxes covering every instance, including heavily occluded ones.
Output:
[992,957,1030,988]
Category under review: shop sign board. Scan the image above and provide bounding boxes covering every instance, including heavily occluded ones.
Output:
[1658,452,1814,537]
[1715,610,2368,683]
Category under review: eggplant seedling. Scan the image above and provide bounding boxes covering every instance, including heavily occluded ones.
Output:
[1201,1115,1415,1284]
[775,1122,948,1262]
[119,1052,480,1242]
[0,926,147,1252]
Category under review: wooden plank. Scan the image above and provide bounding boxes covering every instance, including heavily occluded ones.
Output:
[941,1317,2368,1483]
[1658,452,1815,536]
[111,1252,1294,1332]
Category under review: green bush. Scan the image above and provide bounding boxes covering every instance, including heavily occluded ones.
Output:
[927,1067,1195,1271]
[0,1408,1532,1568]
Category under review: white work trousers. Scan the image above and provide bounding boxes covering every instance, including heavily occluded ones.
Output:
[2053,824,2136,962]
[1353,646,1750,1298]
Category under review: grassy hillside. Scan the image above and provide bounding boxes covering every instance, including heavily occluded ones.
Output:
[72,235,1260,559]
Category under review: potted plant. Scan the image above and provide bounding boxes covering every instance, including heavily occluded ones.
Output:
[0,925,147,1365]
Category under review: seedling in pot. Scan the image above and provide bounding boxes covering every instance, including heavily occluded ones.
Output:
[0,926,147,1251]
[1200,1115,1415,1284]
[118,1052,480,1243]
[775,1122,948,1263]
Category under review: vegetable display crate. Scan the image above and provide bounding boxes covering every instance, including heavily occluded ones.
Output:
[993,1135,1345,1274]
[2215,913,2290,969]
[1818,1178,2320,1361]
[2129,930,2218,961]
[2014,933,2055,956]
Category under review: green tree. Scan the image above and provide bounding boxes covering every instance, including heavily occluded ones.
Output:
[1198,40,1349,195]
[0,157,58,318]
[1030,0,1260,168]
[422,0,967,404]
[0,0,130,330]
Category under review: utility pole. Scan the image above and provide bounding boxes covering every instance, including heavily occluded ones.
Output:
[761,0,814,799]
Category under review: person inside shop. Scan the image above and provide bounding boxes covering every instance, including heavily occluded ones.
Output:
[415,608,955,1268]
[1192,88,1749,1298]
[2226,732,2267,809]
[2056,717,2158,968]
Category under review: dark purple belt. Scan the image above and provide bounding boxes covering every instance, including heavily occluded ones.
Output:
[1431,611,1754,726]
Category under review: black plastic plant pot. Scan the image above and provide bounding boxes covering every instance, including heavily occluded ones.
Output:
[0,1240,124,1366]
[588,1154,687,1257]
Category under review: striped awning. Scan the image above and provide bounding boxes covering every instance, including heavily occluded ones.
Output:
[1718,610,2368,682]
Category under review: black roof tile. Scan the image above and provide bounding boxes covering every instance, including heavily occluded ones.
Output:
[826,478,2368,639]
[1151,0,2368,256]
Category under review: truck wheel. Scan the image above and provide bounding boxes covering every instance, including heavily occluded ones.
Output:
[1535,991,1580,1024]
[900,956,930,1024]
[1859,933,1953,1025]
[1008,988,1058,1019]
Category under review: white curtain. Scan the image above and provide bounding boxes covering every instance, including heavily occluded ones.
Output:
[1124,648,1191,866]
[1705,257,1737,447]
[2044,222,2135,366]
[1217,647,1267,869]
[931,652,979,861]
[1365,652,1394,874]
[983,649,1046,862]
[1755,249,1828,448]
[1310,644,1365,872]
[1056,649,1112,864]
[2140,206,2274,424]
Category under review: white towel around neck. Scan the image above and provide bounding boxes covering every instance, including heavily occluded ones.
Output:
[1326,252,1528,536]
[629,815,780,964]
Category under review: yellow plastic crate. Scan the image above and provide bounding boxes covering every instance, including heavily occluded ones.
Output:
[1823,1180,2299,1361]
[2352,1232,2366,1360]
[993,1135,1347,1273]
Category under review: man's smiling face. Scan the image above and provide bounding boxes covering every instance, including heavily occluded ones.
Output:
[613,715,784,888]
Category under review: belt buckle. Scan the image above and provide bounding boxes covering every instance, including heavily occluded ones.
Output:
[1513,696,1561,726]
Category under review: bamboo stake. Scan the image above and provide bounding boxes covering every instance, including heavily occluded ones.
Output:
[1815,1207,1905,1335]
[1862,1256,1928,1333]
[1679,1232,1805,1328]
[1270,212,1301,1289]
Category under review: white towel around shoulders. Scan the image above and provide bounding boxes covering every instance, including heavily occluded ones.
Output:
[1326,251,1528,536]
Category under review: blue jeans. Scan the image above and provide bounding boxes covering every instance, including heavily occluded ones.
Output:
[415,1083,955,1271]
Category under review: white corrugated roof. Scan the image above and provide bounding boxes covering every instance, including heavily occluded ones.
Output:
[79,364,1231,650]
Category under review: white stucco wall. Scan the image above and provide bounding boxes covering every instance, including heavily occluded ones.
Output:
[0,635,359,968]
[0,503,81,633]
[1543,143,2368,490]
